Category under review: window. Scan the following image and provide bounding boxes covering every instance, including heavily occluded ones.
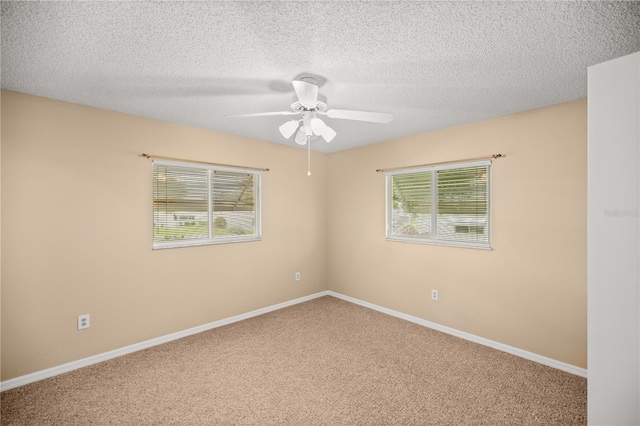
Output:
[386,160,490,249]
[152,160,261,249]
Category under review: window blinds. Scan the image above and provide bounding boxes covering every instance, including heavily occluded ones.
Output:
[390,171,432,239]
[153,160,260,248]
[387,160,490,248]
[436,165,489,245]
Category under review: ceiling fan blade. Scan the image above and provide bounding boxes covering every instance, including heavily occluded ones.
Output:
[324,109,393,124]
[226,111,300,118]
[292,80,319,108]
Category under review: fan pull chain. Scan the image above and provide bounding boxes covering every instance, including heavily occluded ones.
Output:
[307,136,311,176]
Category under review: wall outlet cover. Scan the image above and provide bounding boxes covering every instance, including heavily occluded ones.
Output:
[78,314,90,330]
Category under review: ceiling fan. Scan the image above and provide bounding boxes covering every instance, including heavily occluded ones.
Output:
[227,77,393,146]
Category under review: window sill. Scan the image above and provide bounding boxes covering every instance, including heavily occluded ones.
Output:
[153,235,262,250]
[385,236,491,250]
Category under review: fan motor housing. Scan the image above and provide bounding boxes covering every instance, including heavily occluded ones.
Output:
[291,101,327,112]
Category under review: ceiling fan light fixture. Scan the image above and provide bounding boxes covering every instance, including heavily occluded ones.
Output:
[229,77,392,158]
[292,79,319,108]
[303,122,314,137]
[310,117,326,135]
[321,125,336,143]
[294,127,307,145]
[279,120,299,139]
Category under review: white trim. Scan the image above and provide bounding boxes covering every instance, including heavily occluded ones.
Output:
[327,291,588,378]
[0,291,330,392]
[1,289,586,392]
[152,234,261,250]
[385,236,492,250]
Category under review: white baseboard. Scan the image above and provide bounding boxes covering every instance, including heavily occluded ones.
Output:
[0,291,330,392]
[1,289,586,391]
[327,291,587,378]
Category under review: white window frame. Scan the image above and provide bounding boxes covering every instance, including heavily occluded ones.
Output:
[385,159,491,250]
[152,159,261,250]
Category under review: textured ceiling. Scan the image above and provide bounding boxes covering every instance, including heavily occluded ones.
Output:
[2,1,639,153]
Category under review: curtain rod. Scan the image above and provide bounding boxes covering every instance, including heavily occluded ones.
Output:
[140,153,269,172]
[376,154,504,173]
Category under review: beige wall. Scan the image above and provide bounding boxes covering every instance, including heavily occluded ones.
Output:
[0,90,3,381]
[327,99,587,368]
[1,91,587,381]
[0,90,328,380]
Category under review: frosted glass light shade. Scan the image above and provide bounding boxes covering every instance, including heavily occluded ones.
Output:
[279,120,299,139]
[294,128,307,145]
[322,125,336,142]
[310,117,326,135]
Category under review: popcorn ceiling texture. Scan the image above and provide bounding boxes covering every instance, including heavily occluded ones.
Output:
[1,1,639,153]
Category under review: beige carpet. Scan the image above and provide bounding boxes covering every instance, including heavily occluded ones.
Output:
[1,296,586,425]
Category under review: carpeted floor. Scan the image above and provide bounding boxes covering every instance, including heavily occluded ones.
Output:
[0,296,586,425]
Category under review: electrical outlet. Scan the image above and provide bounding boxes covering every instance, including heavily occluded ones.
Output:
[431,289,439,301]
[78,314,90,330]
[295,272,301,281]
